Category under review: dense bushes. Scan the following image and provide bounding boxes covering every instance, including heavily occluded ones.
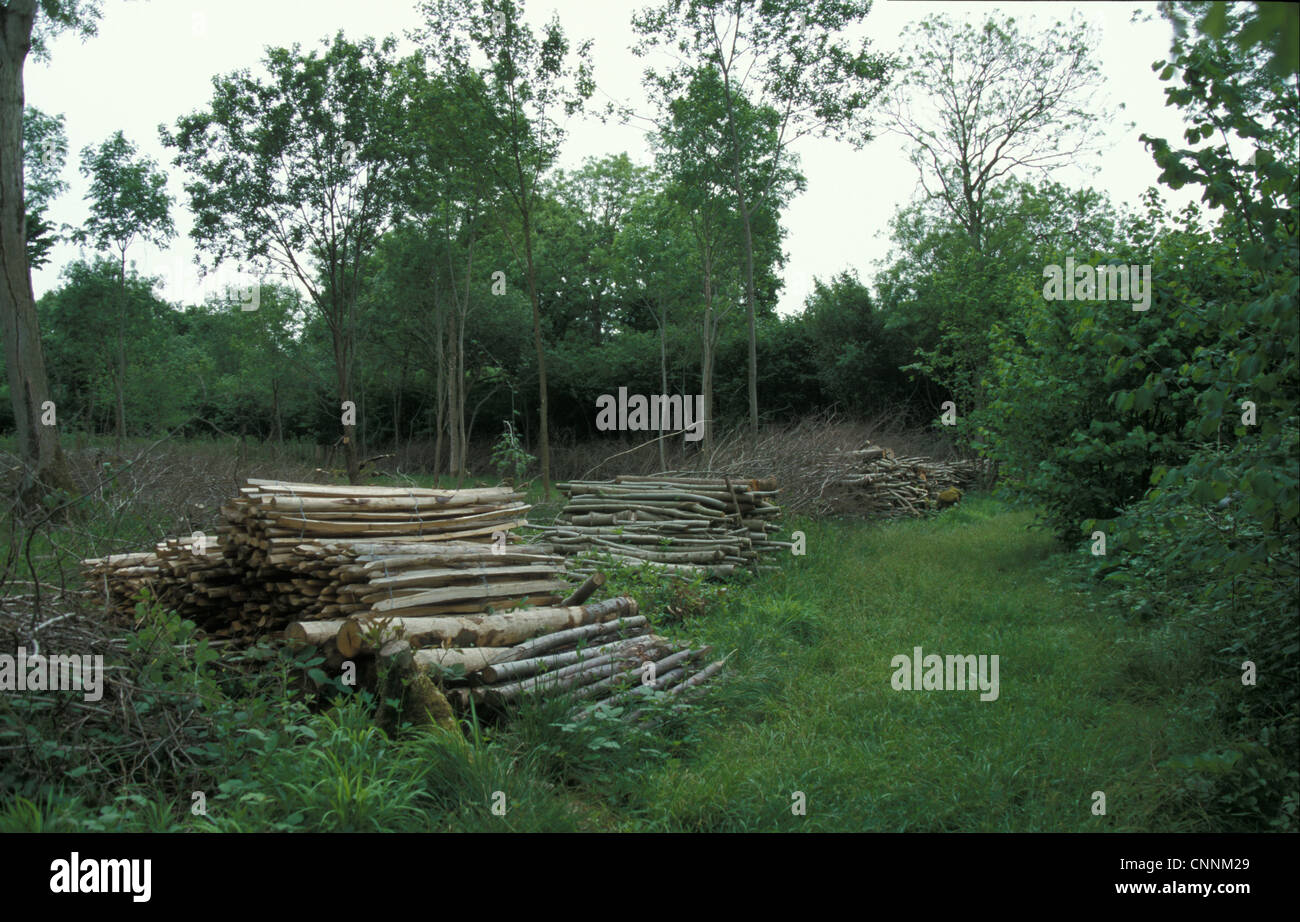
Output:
[973,10,1299,829]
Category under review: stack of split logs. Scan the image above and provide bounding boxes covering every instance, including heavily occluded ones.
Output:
[82,480,541,638]
[83,533,243,626]
[217,478,542,641]
[820,444,992,517]
[536,475,784,578]
[278,539,566,650]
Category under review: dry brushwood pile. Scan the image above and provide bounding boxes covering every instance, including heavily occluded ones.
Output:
[816,444,993,518]
[82,479,540,639]
[535,474,785,578]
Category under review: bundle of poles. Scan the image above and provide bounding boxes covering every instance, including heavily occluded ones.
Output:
[437,598,725,716]
[287,591,727,719]
[817,445,993,518]
[536,474,785,578]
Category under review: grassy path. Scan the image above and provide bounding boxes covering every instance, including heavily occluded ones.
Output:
[594,497,1211,831]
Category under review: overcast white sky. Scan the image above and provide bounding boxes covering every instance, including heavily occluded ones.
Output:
[26,0,1209,315]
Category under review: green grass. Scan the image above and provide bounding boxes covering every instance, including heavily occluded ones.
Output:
[544,495,1223,832]
[1,485,1249,832]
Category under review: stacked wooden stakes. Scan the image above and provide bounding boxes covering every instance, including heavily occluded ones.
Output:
[470,617,727,721]
[227,480,547,637]
[279,540,567,656]
[83,534,241,627]
[539,474,785,578]
[822,445,992,517]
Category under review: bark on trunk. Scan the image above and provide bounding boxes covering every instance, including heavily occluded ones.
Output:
[271,374,283,445]
[560,570,605,606]
[700,244,715,458]
[658,309,668,469]
[433,303,447,478]
[522,211,550,498]
[0,0,75,503]
[456,234,471,479]
[446,306,461,477]
[331,316,360,483]
[718,66,761,438]
[337,596,637,656]
[739,205,758,436]
[115,250,127,449]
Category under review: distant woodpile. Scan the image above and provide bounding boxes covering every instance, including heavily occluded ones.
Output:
[536,474,786,578]
[818,444,993,517]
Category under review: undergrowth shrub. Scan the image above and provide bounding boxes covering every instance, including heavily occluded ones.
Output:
[976,9,1299,830]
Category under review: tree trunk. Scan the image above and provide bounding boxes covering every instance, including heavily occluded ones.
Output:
[115,250,127,450]
[456,225,475,481]
[738,202,758,437]
[271,374,283,445]
[658,308,668,470]
[358,371,367,461]
[446,307,463,477]
[457,304,467,479]
[700,245,715,458]
[719,68,761,438]
[0,0,75,503]
[392,364,400,451]
[522,210,550,498]
[331,319,360,484]
[432,302,447,479]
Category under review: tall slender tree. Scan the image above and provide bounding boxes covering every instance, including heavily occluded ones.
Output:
[613,176,696,468]
[164,33,400,483]
[390,58,503,479]
[634,0,893,435]
[0,0,100,501]
[72,130,173,448]
[883,13,1106,255]
[653,66,796,454]
[414,0,594,498]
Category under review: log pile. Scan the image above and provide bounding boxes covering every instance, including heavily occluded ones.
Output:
[287,593,727,718]
[389,599,724,715]
[535,475,784,578]
[288,582,617,661]
[457,625,725,716]
[818,444,992,517]
[266,539,566,645]
[221,480,529,569]
[82,479,732,721]
[82,480,546,638]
